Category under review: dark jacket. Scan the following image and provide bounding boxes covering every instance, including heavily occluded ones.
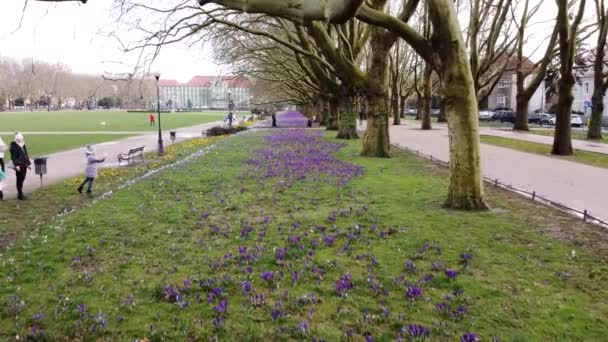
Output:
[10,142,31,168]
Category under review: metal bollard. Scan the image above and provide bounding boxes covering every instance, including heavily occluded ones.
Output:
[532,191,536,201]
[583,210,588,222]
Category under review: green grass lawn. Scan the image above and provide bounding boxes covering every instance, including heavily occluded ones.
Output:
[529,129,607,143]
[0,130,606,340]
[0,110,238,132]
[0,134,134,157]
[480,135,608,169]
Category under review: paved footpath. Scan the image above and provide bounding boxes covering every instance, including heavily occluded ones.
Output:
[1,121,222,199]
[362,121,608,222]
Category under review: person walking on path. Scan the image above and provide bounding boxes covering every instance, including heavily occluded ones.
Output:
[0,136,6,173]
[227,112,234,127]
[359,110,366,126]
[149,113,156,126]
[77,145,106,195]
[272,113,277,127]
[10,133,31,200]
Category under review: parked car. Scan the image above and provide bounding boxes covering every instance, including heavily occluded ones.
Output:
[548,114,583,127]
[528,113,553,125]
[431,108,440,117]
[494,110,516,123]
[405,108,417,115]
[479,110,495,121]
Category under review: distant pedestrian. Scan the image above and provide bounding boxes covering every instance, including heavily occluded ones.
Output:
[0,166,5,200]
[359,110,366,126]
[149,113,156,126]
[227,112,234,127]
[77,145,106,195]
[0,136,6,173]
[10,133,31,200]
[272,113,277,127]
[307,118,313,128]
[0,136,5,200]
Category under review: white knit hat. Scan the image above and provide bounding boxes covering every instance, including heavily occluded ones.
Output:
[85,145,94,155]
[15,132,24,142]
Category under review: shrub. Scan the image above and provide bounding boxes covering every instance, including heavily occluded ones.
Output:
[205,125,248,137]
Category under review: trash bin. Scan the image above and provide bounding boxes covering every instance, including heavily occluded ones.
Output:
[34,157,48,187]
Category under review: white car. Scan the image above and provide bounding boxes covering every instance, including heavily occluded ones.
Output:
[479,110,495,121]
[548,114,583,127]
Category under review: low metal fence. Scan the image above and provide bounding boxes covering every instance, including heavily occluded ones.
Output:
[394,143,608,229]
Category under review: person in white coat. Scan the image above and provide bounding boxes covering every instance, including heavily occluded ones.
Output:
[77,145,106,195]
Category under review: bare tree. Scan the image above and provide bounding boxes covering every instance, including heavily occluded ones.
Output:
[588,0,608,139]
[553,0,586,155]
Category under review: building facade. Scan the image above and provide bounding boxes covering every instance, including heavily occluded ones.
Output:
[159,76,253,111]
[484,58,545,112]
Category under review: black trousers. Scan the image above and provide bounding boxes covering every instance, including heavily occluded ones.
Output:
[0,157,4,172]
[16,167,27,196]
[78,177,95,192]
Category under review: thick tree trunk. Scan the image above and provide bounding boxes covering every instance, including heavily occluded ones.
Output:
[391,79,400,125]
[327,97,340,130]
[514,94,530,131]
[337,96,359,139]
[430,0,487,210]
[399,95,406,118]
[589,92,604,139]
[437,100,447,122]
[552,75,574,155]
[421,64,432,130]
[362,93,390,157]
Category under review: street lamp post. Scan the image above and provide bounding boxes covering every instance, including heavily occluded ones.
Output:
[154,73,165,156]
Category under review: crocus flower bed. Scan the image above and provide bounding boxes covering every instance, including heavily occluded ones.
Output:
[275,110,310,127]
[0,130,606,340]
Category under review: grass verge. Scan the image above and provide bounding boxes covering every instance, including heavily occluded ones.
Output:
[529,129,607,144]
[480,135,608,169]
[0,130,606,340]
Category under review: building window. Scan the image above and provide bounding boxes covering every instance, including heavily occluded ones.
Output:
[497,95,506,106]
[498,79,509,88]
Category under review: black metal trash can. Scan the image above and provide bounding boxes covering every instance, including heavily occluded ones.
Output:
[34,157,48,187]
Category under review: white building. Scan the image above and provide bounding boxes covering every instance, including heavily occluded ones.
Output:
[572,70,608,116]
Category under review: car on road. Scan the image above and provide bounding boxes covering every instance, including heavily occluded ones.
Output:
[548,114,583,127]
[528,113,553,125]
[405,108,417,115]
[479,110,494,121]
[494,110,516,123]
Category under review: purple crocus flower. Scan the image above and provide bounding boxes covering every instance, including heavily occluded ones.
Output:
[323,234,336,246]
[406,286,422,300]
[241,280,252,294]
[335,274,353,296]
[261,271,275,284]
[461,332,477,342]
[275,248,286,261]
[405,259,415,271]
[445,269,458,280]
[407,324,429,337]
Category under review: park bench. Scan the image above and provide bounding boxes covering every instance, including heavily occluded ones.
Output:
[117,146,145,165]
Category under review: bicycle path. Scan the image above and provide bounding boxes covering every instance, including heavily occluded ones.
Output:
[1,121,222,199]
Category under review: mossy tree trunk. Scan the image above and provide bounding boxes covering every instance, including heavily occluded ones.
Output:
[589,0,608,140]
[337,95,359,139]
[361,23,396,158]
[552,0,585,155]
[429,0,488,210]
[391,76,401,125]
[421,64,433,130]
[514,94,530,131]
[327,97,340,130]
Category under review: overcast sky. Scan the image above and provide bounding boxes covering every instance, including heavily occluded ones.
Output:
[0,0,591,83]
[0,0,225,82]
